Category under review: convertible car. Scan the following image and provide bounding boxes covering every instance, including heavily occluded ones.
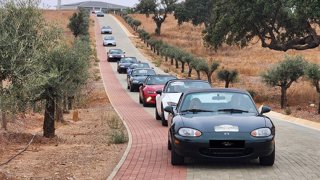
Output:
[164,88,275,166]
[155,79,211,126]
[127,68,156,92]
[139,75,177,107]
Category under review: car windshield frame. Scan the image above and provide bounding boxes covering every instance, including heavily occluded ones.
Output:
[163,80,211,93]
[109,49,123,54]
[177,91,259,115]
[145,76,177,85]
[131,69,156,76]
[104,36,114,40]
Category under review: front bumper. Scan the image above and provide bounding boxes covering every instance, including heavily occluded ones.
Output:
[107,56,122,62]
[101,31,112,34]
[143,94,157,105]
[117,66,128,73]
[173,133,275,160]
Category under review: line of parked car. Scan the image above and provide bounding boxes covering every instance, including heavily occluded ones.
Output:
[102,25,275,166]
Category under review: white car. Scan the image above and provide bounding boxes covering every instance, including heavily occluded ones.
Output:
[103,36,116,46]
[155,79,211,126]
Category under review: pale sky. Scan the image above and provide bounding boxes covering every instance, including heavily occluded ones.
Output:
[40,0,139,8]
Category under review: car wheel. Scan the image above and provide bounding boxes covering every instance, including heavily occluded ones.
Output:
[155,108,161,120]
[139,95,143,104]
[259,147,275,166]
[117,69,120,73]
[130,85,134,92]
[143,98,148,107]
[161,105,167,126]
[107,58,110,62]
[171,143,184,165]
[168,140,172,150]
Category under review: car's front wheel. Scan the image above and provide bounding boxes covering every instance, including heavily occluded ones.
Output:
[259,147,275,166]
[139,95,143,104]
[161,105,167,126]
[130,85,134,92]
[155,108,161,120]
[171,144,184,165]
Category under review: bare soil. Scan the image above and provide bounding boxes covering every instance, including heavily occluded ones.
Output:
[0,79,127,180]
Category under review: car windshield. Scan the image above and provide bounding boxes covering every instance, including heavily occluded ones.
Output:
[165,81,211,93]
[102,26,111,29]
[132,69,156,76]
[109,49,123,54]
[129,63,150,69]
[180,92,258,114]
[146,76,176,85]
[104,36,114,40]
[120,57,137,63]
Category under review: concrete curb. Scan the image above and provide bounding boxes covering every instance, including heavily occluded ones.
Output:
[266,111,320,131]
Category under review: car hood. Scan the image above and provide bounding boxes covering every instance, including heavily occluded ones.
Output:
[162,93,182,105]
[131,76,148,82]
[118,63,131,67]
[178,114,266,133]
[145,85,164,90]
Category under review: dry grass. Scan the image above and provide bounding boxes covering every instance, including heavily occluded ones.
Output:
[129,14,320,121]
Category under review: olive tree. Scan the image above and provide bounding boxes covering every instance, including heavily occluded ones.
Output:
[261,56,306,109]
[196,59,220,84]
[305,63,320,114]
[68,8,89,37]
[217,69,239,88]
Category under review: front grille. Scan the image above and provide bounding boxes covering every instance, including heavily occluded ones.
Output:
[210,140,245,148]
[200,148,253,157]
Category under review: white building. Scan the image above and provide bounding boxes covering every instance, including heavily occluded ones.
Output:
[59,1,129,12]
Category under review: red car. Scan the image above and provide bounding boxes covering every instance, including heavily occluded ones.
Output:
[139,75,177,107]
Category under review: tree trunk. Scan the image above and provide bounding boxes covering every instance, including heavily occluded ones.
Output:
[207,73,212,85]
[55,97,64,122]
[43,95,55,138]
[63,96,69,113]
[153,46,156,53]
[170,58,174,65]
[280,86,287,109]
[318,93,320,114]
[68,96,74,110]
[165,56,168,62]
[181,62,185,73]
[155,22,162,35]
[175,59,179,69]
[225,80,230,88]
[196,71,201,80]
[1,111,7,131]
[188,66,192,77]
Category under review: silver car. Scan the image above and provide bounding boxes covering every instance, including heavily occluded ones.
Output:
[103,36,116,46]
[101,26,112,34]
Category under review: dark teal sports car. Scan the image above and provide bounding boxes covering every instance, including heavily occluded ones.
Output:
[165,88,275,166]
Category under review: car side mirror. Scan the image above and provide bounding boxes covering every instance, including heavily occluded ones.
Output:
[260,105,271,115]
[164,106,174,114]
[156,90,162,95]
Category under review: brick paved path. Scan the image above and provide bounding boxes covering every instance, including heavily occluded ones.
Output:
[94,17,186,180]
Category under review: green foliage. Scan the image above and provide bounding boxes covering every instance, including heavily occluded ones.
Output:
[68,8,89,37]
[217,69,239,88]
[174,0,213,28]
[203,0,320,51]
[136,0,178,35]
[304,63,320,114]
[261,55,306,108]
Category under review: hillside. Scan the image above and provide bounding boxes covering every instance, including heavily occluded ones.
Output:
[130,14,320,121]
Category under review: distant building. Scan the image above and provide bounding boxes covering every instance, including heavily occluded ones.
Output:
[59,1,129,12]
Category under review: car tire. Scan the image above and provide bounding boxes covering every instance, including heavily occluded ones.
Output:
[139,95,142,104]
[130,85,134,92]
[171,144,184,165]
[127,84,130,89]
[143,98,148,107]
[168,140,172,150]
[161,105,167,126]
[259,147,275,166]
[117,69,120,73]
[155,108,161,120]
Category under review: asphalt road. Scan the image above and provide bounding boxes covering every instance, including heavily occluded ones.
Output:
[97,14,320,180]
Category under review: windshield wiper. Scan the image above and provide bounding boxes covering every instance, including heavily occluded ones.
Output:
[181,109,214,114]
[218,108,248,113]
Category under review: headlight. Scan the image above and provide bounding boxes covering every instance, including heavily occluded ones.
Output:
[178,128,202,137]
[167,102,177,106]
[120,65,125,68]
[132,80,139,83]
[121,55,125,57]
[109,55,113,58]
[147,91,155,94]
[251,128,271,137]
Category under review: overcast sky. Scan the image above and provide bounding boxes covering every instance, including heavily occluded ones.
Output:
[40,0,139,8]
